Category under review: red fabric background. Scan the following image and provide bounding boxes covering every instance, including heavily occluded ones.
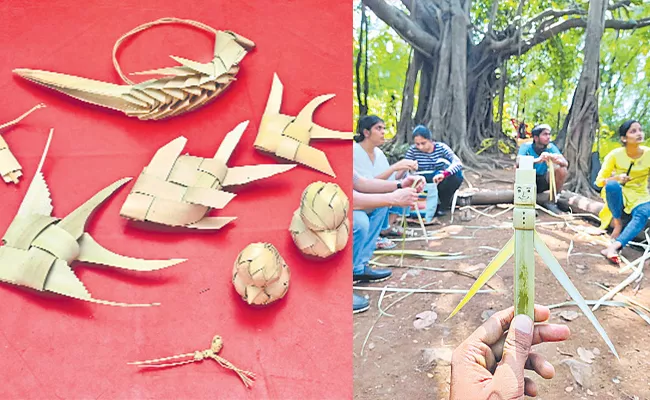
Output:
[0,1,352,398]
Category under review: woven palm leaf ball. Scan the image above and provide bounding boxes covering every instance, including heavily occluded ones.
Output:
[290,182,349,257]
[232,243,290,306]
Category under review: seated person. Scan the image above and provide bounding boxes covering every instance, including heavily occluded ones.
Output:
[516,124,568,213]
[354,115,417,248]
[404,125,463,220]
[352,171,424,314]
[596,120,650,263]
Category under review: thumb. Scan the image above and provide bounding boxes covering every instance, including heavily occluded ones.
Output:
[501,314,534,373]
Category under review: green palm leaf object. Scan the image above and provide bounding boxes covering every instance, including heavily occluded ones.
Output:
[447,156,618,359]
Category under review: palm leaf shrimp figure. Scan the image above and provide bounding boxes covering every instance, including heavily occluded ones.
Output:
[14,18,254,120]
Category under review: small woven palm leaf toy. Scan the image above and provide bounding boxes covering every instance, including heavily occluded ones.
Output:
[447,156,619,359]
[0,130,185,306]
[253,74,352,177]
[0,104,46,184]
[232,243,290,306]
[129,334,255,388]
[120,121,295,229]
[290,182,349,258]
[14,18,254,120]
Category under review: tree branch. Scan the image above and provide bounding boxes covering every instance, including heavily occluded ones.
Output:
[608,1,631,11]
[605,17,650,29]
[523,8,586,31]
[501,16,650,58]
[400,0,412,12]
[487,0,499,37]
[362,0,439,56]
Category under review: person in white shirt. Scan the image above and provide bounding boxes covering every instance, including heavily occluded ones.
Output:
[353,115,417,248]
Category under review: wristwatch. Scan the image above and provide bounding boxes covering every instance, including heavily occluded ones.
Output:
[396,181,402,189]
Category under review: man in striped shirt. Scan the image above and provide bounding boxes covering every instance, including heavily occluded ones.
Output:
[404,125,464,218]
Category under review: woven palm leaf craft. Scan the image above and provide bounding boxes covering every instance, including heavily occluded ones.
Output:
[14,18,254,120]
[232,243,290,306]
[129,335,255,388]
[289,182,349,258]
[253,74,352,177]
[0,130,185,307]
[0,104,46,184]
[119,121,295,229]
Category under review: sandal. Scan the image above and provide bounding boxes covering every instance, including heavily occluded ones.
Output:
[376,236,397,250]
[382,226,405,238]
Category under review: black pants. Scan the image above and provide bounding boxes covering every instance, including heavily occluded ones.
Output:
[421,172,464,210]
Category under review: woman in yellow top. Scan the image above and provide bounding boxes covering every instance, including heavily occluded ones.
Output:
[596,120,650,262]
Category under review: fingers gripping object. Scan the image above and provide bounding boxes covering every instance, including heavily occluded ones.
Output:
[0,104,46,184]
[128,335,256,388]
[14,18,254,120]
[0,130,185,307]
[289,182,349,258]
[119,121,295,229]
[253,74,353,177]
[232,243,290,306]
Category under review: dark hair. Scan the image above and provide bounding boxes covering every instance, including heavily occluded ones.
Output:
[412,125,432,141]
[354,115,384,143]
[619,119,639,137]
[531,124,551,137]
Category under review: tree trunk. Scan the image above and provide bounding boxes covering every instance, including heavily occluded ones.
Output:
[561,0,608,195]
[396,49,419,146]
[362,0,650,167]
[457,189,552,206]
[355,5,369,117]
[497,59,507,135]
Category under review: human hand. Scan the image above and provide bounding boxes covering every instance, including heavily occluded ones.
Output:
[433,173,445,184]
[617,174,631,184]
[450,305,570,400]
[389,188,419,206]
[392,159,418,172]
[401,175,425,192]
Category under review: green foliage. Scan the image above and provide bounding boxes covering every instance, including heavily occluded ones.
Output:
[353,1,410,138]
[355,0,650,145]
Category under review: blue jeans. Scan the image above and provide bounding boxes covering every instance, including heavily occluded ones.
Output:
[605,181,650,247]
[353,208,388,274]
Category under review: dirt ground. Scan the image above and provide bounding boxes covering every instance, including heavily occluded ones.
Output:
[353,168,650,400]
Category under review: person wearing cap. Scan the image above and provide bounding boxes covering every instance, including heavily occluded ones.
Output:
[516,124,568,213]
[595,120,650,263]
[352,171,425,313]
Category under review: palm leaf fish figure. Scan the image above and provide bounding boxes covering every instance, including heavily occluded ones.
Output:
[119,121,295,229]
[0,130,185,306]
[14,18,254,120]
[253,74,353,177]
